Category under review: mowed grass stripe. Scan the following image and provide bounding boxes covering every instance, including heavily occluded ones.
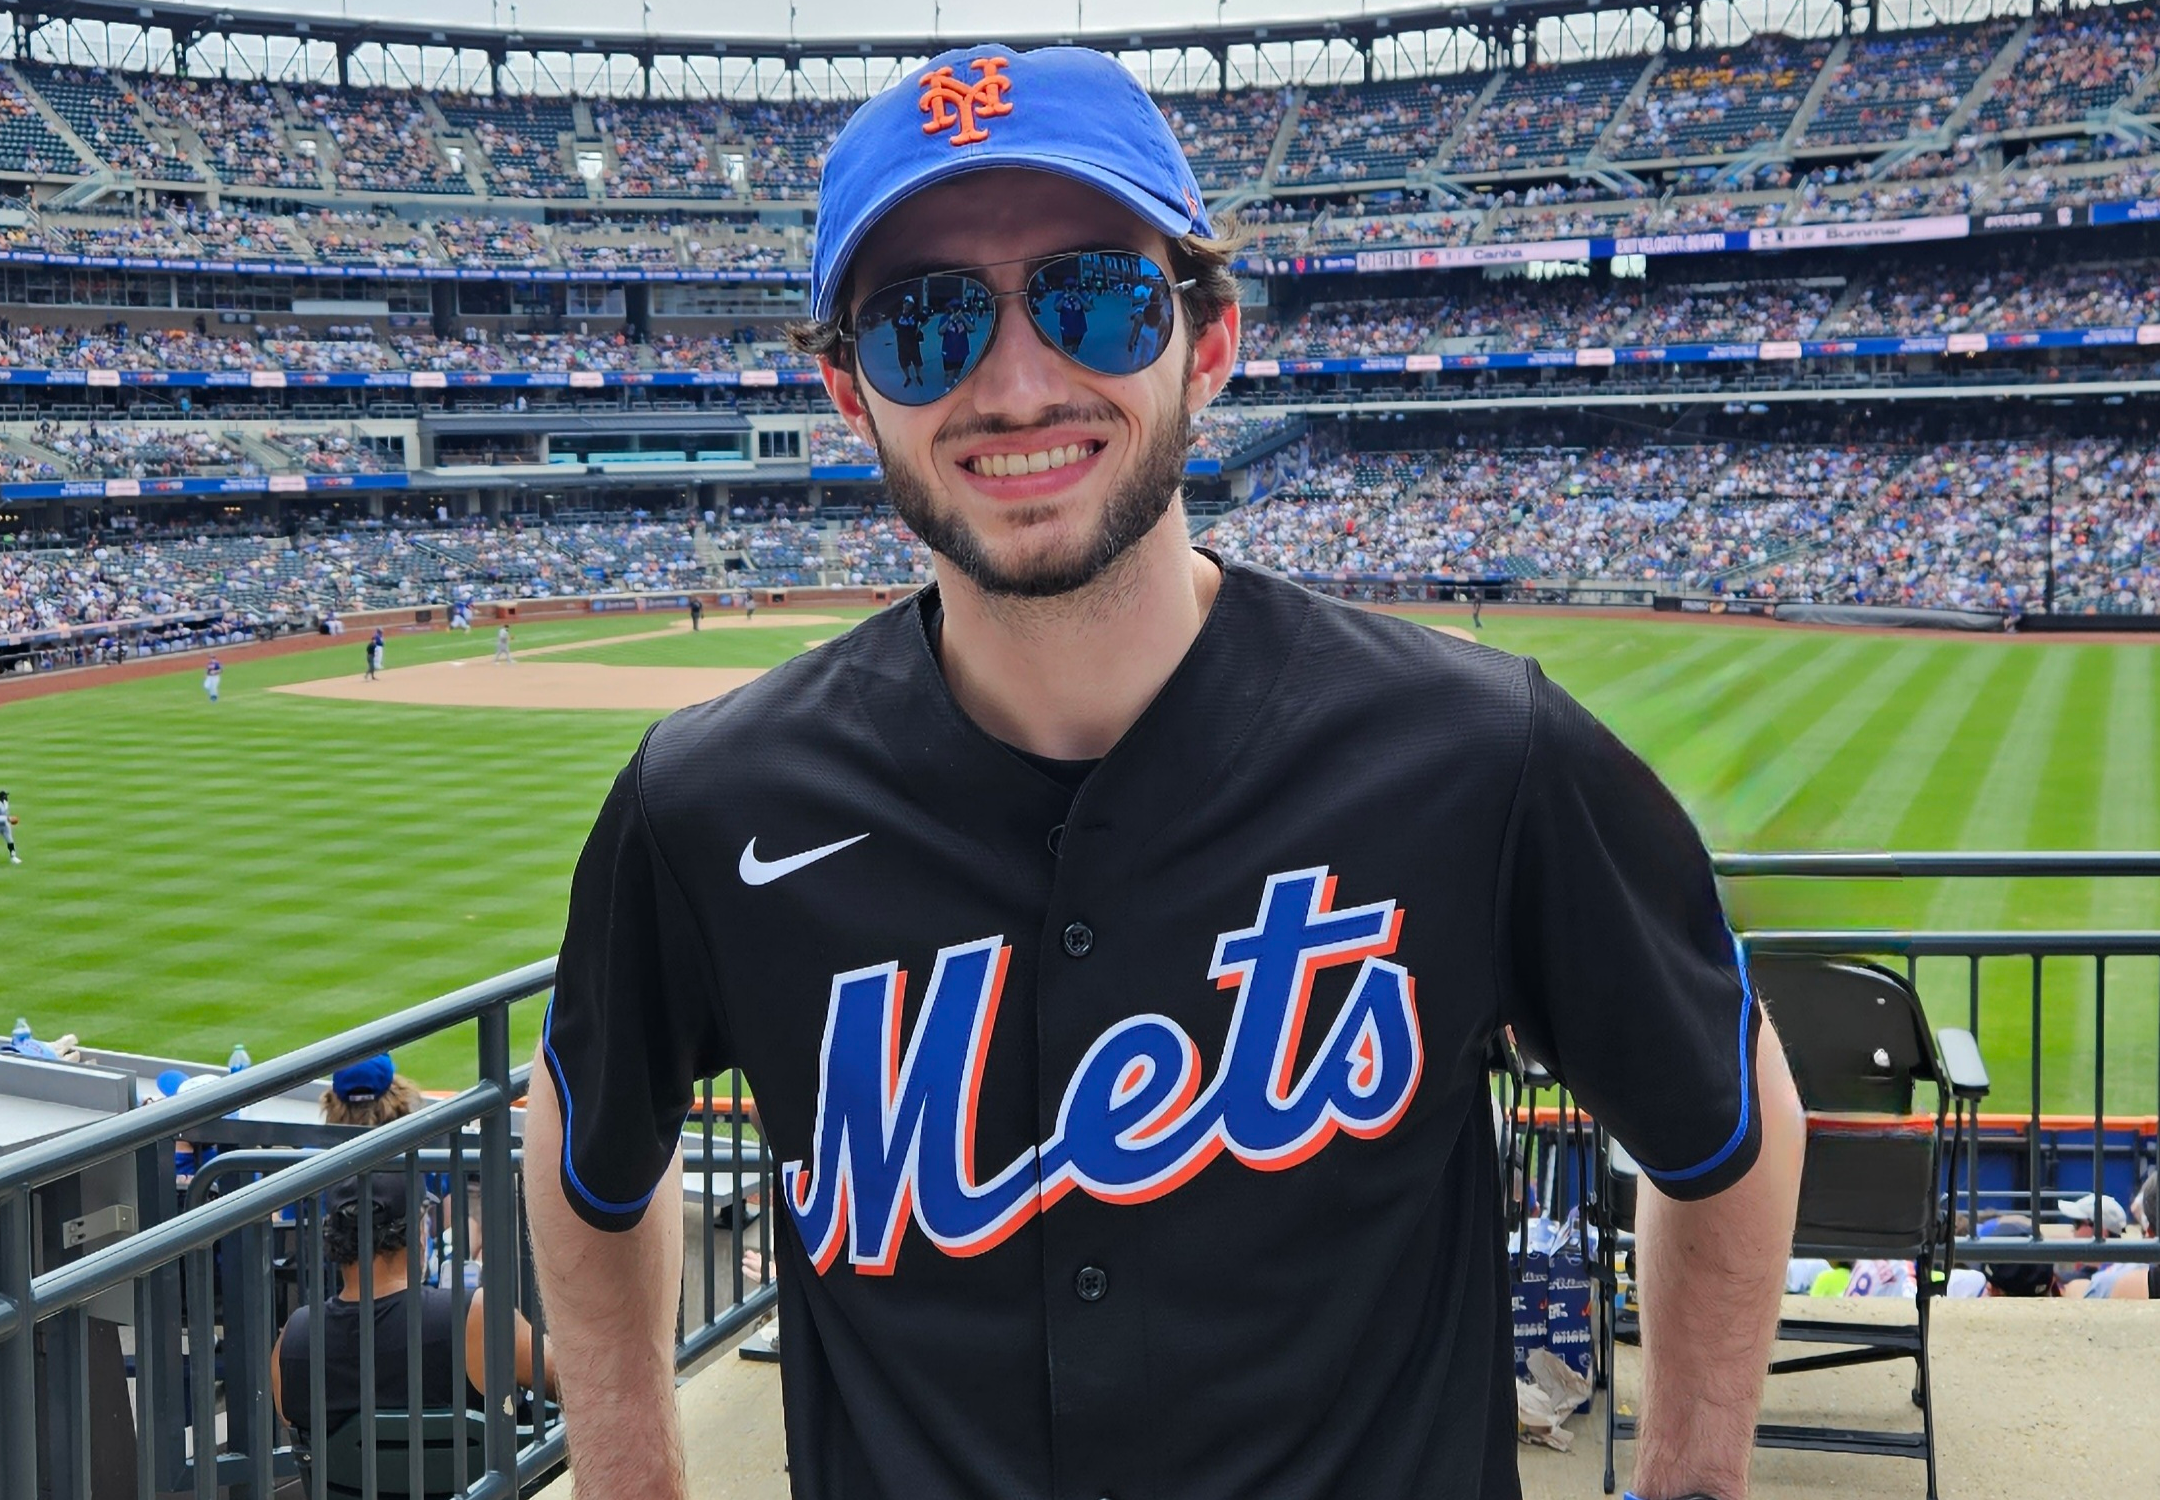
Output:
[1714,640,1943,844]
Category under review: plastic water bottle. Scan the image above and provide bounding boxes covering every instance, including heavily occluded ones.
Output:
[227,1043,251,1073]
[10,1018,30,1049]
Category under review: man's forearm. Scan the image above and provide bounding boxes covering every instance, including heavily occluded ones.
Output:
[525,1057,689,1500]
[1632,1016,1806,1500]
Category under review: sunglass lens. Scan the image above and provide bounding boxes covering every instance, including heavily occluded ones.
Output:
[1027,252,1176,379]
[856,275,993,405]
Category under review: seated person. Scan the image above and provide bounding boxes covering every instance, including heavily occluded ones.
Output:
[2063,1173,2158,1301]
[271,1171,554,1440]
[321,1053,423,1127]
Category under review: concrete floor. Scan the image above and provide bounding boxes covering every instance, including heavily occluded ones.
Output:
[541,1296,2160,1498]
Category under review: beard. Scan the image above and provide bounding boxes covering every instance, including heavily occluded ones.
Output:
[871,387,1194,600]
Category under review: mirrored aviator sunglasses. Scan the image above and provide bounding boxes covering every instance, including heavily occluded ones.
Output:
[848,250,1193,407]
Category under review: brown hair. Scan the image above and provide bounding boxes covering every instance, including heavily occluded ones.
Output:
[786,228,1248,372]
[321,1073,424,1129]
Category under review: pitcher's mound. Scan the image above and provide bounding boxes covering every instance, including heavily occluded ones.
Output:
[275,661,766,711]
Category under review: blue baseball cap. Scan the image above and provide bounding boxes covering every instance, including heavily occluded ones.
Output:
[811,44,1211,323]
[331,1052,396,1103]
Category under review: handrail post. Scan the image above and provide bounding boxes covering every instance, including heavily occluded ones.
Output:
[1,1191,37,1500]
[478,1000,520,1481]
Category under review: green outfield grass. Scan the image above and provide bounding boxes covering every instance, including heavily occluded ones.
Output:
[2,602,2154,1114]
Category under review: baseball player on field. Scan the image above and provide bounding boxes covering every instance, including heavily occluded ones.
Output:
[494,624,514,664]
[1,789,19,864]
[528,46,1804,1500]
[203,657,222,703]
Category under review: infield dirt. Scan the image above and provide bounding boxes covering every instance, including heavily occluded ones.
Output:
[264,615,846,710]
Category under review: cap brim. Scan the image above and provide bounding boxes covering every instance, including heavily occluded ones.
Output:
[815,149,1194,322]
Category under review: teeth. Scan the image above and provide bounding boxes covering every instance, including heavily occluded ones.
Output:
[968,443,1096,477]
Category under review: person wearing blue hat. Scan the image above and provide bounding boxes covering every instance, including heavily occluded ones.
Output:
[321,1052,420,1129]
[530,42,1803,1500]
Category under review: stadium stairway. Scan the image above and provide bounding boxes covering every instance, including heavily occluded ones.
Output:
[1939,17,2036,142]
[575,1296,2158,1499]
[1587,53,1668,165]
[1432,71,1510,173]
[2,64,100,175]
[1256,88,1307,194]
[1777,35,1850,152]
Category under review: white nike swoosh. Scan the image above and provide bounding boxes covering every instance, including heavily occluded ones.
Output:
[739,833,869,886]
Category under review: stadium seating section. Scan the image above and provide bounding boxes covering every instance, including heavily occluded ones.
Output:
[1971,5,2160,135]
[1206,437,2157,613]
[1607,36,1832,161]
[1801,21,2015,147]
[1443,57,1647,171]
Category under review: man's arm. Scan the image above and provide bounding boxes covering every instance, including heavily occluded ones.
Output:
[524,1061,688,1500]
[1630,1016,1806,1500]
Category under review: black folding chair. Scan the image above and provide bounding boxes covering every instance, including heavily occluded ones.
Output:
[1599,954,1989,1500]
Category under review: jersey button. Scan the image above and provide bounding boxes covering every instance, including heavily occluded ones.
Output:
[1074,1265,1109,1302]
[1061,922,1094,958]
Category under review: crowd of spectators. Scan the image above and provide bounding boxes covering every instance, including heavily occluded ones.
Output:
[391,330,640,373]
[809,420,877,467]
[1274,78,1481,186]
[1156,89,1290,190]
[265,429,399,473]
[825,514,930,584]
[293,86,467,194]
[138,75,318,189]
[1801,21,2014,147]
[1972,5,2160,136]
[729,98,852,196]
[16,64,197,181]
[428,216,547,268]
[1821,259,2160,337]
[596,100,734,198]
[438,94,583,199]
[37,422,245,479]
[1203,434,2158,614]
[1607,36,1830,161]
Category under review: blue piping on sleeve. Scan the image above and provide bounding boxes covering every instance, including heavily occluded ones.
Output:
[541,991,662,1217]
[1637,931,1756,1186]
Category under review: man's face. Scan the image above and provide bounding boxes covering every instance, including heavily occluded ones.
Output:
[823,168,1238,599]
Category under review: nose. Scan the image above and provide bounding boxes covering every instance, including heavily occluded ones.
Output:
[963,295,1077,427]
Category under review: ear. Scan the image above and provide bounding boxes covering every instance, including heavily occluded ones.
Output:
[820,355,880,449]
[1185,301,1239,416]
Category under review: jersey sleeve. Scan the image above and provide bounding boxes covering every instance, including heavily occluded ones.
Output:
[1495,662,1762,1202]
[541,736,730,1232]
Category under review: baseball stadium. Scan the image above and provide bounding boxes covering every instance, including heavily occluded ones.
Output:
[0,0,2155,1496]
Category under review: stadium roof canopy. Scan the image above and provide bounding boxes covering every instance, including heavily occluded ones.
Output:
[9,0,1779,70]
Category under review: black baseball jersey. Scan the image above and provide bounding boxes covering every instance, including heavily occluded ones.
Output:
[542,558,1762,1500]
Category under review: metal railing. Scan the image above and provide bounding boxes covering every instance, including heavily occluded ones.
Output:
[1715,851,2160,1271]
[0,958,776,1500]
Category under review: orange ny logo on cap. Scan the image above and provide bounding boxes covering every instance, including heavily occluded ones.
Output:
[919,57,1014,147]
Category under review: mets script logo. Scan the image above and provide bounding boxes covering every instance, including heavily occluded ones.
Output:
[918,57,1014,146]
[783,867,1422,1275]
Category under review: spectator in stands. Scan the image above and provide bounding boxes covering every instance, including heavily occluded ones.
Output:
[319,1052,423,1128]
[270,1172,554,1440]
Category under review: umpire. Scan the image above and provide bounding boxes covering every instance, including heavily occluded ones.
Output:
[527,44,1804,1500]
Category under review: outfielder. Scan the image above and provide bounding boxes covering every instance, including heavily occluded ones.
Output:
[529,46,1804,1500]
[203,657,222,703]
[1,789,19,864]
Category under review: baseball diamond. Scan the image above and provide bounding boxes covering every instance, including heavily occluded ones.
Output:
[1,605,2152,1101]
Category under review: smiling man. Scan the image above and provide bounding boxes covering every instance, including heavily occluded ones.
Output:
[526,44,1804,1500]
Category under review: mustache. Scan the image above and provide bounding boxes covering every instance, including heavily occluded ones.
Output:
[936,403,1121,446]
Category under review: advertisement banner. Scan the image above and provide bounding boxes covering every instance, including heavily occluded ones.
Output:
[1748,214,1969,250]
